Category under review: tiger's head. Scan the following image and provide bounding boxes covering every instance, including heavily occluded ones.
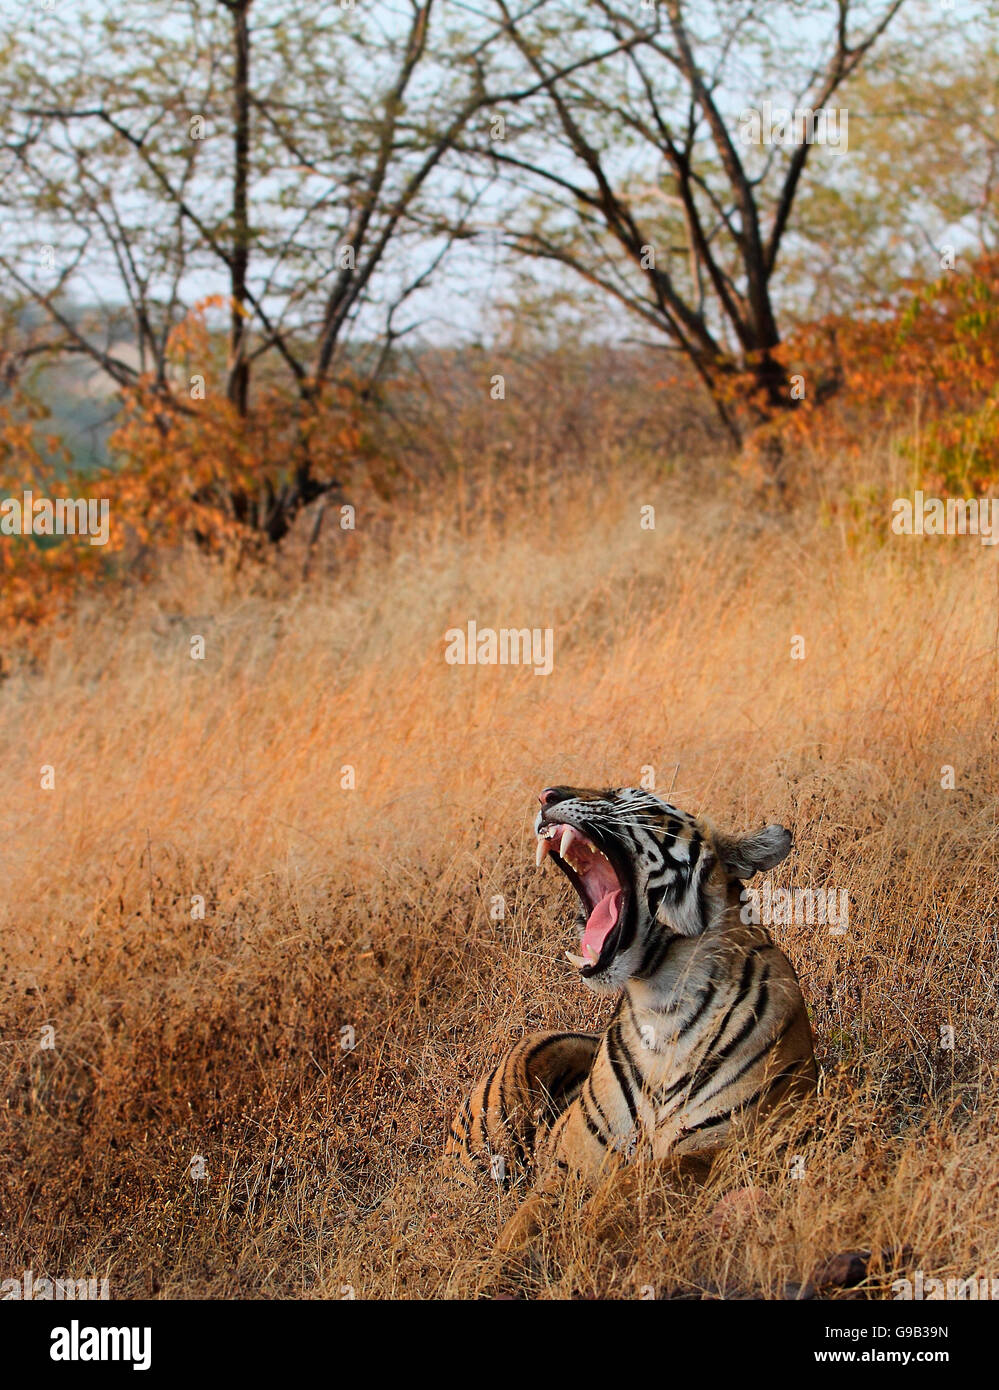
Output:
[534,785,792,994]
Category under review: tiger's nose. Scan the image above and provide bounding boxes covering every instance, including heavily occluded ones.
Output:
[539,787,561,805]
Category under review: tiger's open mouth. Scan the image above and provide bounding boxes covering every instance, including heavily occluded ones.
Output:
[536,822,631,976]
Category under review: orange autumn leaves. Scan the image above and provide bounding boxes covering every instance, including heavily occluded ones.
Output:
[1,299,362,639]
[776,252,999,487]
[2,261,998,641]
[110,298,360,549]
[0,390,107,640]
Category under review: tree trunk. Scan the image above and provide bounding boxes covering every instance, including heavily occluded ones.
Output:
[227,0,251,416]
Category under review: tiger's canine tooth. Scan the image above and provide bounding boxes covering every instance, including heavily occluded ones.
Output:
[584,943,599,964]
[565,951,587,968]
[559,827,574,858]
[536,836,550,867]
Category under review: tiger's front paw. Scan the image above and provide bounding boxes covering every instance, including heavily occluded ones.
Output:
[491,1194,556,1290]
[710,1184,773,1237]
[495,1192,552,1255]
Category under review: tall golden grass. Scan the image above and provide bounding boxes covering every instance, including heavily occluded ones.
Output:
[2,427,998,1299]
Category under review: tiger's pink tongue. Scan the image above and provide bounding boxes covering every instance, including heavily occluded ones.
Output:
[582,889,622,959]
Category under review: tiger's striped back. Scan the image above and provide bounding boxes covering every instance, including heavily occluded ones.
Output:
[445,1030,600,1187]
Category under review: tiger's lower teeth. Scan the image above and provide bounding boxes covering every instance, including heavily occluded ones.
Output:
[565,946,599,969]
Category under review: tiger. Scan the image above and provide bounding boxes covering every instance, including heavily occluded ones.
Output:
[446,785,817,1244]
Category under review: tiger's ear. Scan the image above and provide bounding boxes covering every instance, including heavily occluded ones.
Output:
[716,824,792,879]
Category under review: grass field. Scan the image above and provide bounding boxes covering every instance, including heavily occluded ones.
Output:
[3,433,998,1299]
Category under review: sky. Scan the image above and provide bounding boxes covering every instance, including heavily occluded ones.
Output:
[1,0,993,366]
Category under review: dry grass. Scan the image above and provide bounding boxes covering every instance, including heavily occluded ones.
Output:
[2,431,999,1300]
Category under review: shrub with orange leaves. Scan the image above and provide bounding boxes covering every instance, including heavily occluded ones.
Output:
[106,299,359,551]
[775,253,999,491]
[1,300,362,642]
[0,389,111,643]
[5,263,996,645]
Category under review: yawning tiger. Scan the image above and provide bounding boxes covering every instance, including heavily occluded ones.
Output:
[446,785,817,1232]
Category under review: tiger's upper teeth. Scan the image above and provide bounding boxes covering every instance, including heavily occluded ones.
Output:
[559,827,574,858]
[536,836,550,867]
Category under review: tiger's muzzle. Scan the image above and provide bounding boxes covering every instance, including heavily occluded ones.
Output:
[535,795,634,978]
